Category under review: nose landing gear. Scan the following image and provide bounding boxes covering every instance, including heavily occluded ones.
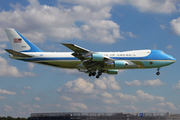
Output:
[156,68,160,75]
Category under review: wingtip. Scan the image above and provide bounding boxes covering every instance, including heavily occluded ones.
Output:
[61,43,74,45]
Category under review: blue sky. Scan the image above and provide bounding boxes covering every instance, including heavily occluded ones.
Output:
[0,0,180,118]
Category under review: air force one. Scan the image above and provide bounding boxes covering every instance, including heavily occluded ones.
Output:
[5,28,176,78]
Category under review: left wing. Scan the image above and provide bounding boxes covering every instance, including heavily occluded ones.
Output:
[62,43,92,61]
[61,43,114,69]
[62,43,112,62]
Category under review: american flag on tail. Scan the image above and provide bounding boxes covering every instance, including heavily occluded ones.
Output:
[14,38,22,43]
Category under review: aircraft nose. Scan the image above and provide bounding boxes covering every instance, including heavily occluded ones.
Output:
[167,55,176,64]
[169,55,176,61]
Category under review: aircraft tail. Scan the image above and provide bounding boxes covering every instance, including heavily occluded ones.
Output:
[4,28,42,52]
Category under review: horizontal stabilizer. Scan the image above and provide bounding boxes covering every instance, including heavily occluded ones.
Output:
[5,49,33,58]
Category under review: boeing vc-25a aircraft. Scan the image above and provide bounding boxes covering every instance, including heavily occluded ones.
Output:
[5,28,176,78]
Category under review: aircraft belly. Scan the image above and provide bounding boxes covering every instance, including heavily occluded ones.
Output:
[141,60,174,68]
[36,60,82,69]
[132,60,174,68]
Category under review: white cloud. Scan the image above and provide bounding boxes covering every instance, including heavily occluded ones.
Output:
[116,93,138,102]
[125,80,142,86]
[0,56,35,77]
[160,24,166,29]
[23,87,32,90]
[94,79,106,89]
[143,79,166,86]
[136,90,165,102]
[151,107,166,113]
[157,102,177,110]
[0,96,6,100]
[95,76,121,90]
[101,92,113,98]
[0,44,6,54]
[60,0,179,14]
[4,105,13,112]
[22,71,36,77]
[170,17,180,36]
[127,32,136,38]
[124,105,138,111]
[151,44,157,50]
[20,90,25,95]
[60,96,72,101]
[0,89,16,95]
[80,20,123,43]
[57,87,62,92]
[60,69,80,74]
[65,78,95,94]
[122,31,136,38]
[18,102,30,108]
[127,0,178,14]
[0,0,179,46]
[0,56,22,77]
[173,80,180,89]
[28,63,35,71]
[35,97,41,101]
[0,0,124,44]
[166,45,173,49]
[54,104,61,107]
[102,99,120,104]
[33,105,41,108]
[71,102,88,110]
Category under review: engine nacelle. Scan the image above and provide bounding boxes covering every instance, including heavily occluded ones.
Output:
[107,69,118,74]
[85,53,104,61]
[107,61,128,68]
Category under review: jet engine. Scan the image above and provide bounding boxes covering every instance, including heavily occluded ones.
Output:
[85,53,104,61]
[107,69,118,74]
[107,61,128,68]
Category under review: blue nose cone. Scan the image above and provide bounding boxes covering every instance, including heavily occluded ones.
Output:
[166,54,176,65]
[167,54,176,61]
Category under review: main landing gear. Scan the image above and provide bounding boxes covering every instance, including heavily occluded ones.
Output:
[89,71,96,77]
[156,68,160,75]
[88,69,104,79]
[96,69,104,79]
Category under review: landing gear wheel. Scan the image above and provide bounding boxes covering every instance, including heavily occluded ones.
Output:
[89,72,92,77]
[96,75,99,79]
[156,72,160,75]
[98,73,102,76]
[156,67,160,75]
[92,72,96,76]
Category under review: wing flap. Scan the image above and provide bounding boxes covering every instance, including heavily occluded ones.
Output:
[5,49,33,58]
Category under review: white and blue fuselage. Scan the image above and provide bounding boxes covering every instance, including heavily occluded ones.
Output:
[5,28,176,78]
[16,50,175,70]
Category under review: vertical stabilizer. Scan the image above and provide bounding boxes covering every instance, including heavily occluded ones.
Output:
[4,28,42,52]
